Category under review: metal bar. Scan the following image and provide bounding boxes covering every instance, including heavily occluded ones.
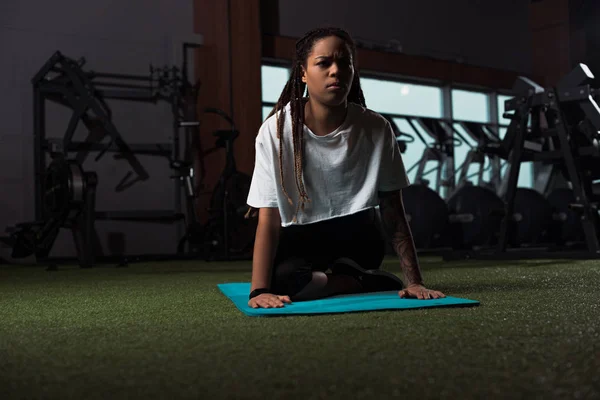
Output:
[495,117,521,158]
[63,106,86,152]
[405,118,429,145]
[530,151,563,161]
[553,88,600,253]
[87,71,150,81]
[33,87,45,222]
[557,63,594,90]
[95,89,157,102]
[43,140,173,156]
[450,123,474,148]
[171,90,183,244]
[496,101,530,252]
[525,145,599,162]
[82,173,97,268]
[442,84,454,199]
[579,96,600,131]
[558,86,593,103]
[92,81,154,91]
[31,51,63,86]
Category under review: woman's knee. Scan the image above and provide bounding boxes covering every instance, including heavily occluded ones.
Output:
[290,271,328,300]
[308,271,328,287]
[271,257,313,296]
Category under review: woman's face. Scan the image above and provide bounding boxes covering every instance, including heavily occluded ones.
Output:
[302,36,355,107]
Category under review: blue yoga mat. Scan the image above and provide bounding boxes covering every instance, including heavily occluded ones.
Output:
[218,282,479,317]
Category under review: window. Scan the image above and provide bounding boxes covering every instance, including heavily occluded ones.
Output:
[261,65,289,104]
[391,118,430,185]
[453,123,491,184]
[452,89,489,123]
[450,90,491,188]
[262,106,273,122]
[259,63,535,190]
[360,78,443,118]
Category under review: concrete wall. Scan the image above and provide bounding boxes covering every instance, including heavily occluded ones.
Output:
[276,0,532,75]
[0,0,198,260]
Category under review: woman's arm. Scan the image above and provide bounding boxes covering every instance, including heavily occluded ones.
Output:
[378,190,424,286]
[250,207,282,291]
[378,190,445,299]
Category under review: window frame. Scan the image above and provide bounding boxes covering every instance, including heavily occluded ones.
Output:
[259,59,533,188]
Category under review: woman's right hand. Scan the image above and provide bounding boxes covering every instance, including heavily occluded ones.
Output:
[248,293,292,308]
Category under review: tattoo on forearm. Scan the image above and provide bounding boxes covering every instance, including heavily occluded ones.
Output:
[379,192,424,286]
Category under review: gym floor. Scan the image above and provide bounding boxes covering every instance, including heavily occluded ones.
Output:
[1,257,598,399]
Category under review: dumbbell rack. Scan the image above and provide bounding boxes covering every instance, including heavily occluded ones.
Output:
[444,64,600,260]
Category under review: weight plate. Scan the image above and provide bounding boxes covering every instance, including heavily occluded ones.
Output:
[43,158,85,218]
[401,184,449,249]
[546,188,584,244]
[512,188,553,246]
[447,185,504,249]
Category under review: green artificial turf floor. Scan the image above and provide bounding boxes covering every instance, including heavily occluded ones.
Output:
[0,256,599,399]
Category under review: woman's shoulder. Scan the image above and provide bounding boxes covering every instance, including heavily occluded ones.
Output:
[257,102,296,141]
[256,107,285,145]
[349,102,389,130]
[258,113,277,136]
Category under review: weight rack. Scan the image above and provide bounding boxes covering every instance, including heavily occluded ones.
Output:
[444,64,600,260]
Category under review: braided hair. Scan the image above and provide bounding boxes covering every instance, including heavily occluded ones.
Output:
[266,27,367,221]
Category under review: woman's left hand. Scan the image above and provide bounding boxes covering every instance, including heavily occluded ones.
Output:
[399,284,445,300]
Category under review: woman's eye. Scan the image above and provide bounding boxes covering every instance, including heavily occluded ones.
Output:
[316,59,351,68]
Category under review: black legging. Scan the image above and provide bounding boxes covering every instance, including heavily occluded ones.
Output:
[270,208,386,296]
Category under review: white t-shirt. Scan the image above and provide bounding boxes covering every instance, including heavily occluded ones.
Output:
[246,102,410,227]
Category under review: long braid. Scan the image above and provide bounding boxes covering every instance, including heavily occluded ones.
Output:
[275,80,293,206]
[289,69,309,220]
[256,27,367,222]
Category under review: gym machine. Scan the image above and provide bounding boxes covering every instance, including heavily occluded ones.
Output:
[446,122,555,249]
[5,45,254,267]
[400,117,457,249]
[381,114,414,154]
[445,63,600,260]
[400,115,553,252]
[8,158,99,268]
[400,118,507,251]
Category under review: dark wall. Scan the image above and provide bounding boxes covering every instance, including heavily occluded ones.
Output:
[274,0,532,75]
[578,0,600,76]
[0,0,197,260]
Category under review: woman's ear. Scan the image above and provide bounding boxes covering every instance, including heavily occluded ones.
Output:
[301,66,307,83]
